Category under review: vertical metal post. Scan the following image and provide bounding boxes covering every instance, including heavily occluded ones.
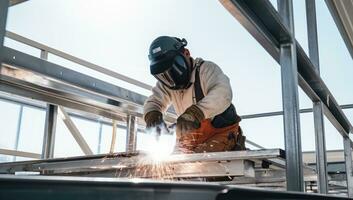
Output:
[344,136,353,197]
[305,0,328,194]
[126,115,137,153]
[40,50,58,159]
[97,122,103,154]
[13,105,23,161]
[41,104,57,159]
[278,0,304,191]
[0,0,9,65]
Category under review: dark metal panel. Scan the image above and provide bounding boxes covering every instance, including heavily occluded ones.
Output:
[41,104,57,159]
[0,175,350,200]
[306,0,328,194]
[0,0,9,64]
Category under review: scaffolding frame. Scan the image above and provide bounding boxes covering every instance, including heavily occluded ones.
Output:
[0,0,352,197]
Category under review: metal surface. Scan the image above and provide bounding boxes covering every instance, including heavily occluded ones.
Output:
[325,0,353,59]
[58,106,93,155]
[41,104,57,159]
[0,176,349,200]
[126,115,137,153]
[0,149,285,174]
[306,0,328,194]
[278,0,304,192]
[219,0,352,136]
[343,136,353,197]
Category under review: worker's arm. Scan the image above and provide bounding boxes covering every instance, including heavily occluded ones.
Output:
[196,61,233,119]
[143,81,172,117]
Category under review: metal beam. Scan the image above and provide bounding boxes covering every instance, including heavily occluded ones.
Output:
[0,148,40,159]
[219,0,352,136]
[5,31,153,91]
[343,136,353,197]
[277,0,304,191]
[0,149,284,174]
[58,106,93,155]
[41,104,57,159]
[306,0,328,194]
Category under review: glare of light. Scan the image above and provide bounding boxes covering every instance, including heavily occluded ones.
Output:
[144,126,176,162]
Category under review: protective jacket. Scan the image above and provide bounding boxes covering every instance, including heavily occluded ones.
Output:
[144,58,233,119]
[144,58,244,152]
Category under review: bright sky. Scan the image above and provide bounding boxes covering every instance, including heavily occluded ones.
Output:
[1,0,353,156]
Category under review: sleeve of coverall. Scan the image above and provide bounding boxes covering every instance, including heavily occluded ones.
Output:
[196,61,233,119]
[143,81,172,117]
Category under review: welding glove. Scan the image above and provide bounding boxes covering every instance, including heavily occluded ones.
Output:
[176,105,205,138]
[144,110,164,128]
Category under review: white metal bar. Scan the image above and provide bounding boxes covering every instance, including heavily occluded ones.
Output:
[0,148,40,159]
[5,31,153,91]
[126,115,137,153]
[58,106,93,155]
[109,120,117,154]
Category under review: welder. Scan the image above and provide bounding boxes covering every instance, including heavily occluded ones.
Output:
[143,36,246,153]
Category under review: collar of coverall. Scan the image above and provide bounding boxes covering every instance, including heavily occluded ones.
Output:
[189,57,203,84]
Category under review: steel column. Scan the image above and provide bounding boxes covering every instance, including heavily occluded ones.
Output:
[278,0,304,191]
[343,136,353,197]
[126,115,137,153]
[306,0,328,194]
[41,104,57,159]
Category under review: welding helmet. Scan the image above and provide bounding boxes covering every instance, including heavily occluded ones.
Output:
[148,36,191,90]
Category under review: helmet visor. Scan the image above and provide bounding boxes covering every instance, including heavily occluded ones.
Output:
[153,55,189,89]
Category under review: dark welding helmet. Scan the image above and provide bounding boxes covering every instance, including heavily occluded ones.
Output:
[148,36,191,90]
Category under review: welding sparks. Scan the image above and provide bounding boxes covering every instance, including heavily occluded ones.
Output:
[144,124,176,162]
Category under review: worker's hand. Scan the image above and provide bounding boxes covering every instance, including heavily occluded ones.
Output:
[176,105,205,138]
[144,110,164,128]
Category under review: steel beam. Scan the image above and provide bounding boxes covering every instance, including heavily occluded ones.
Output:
[58,106,93,155]
[325,0,353,59]
[5,31,153,91]
[277,0,304,192]
[343,136,353,197]
[219,0,352,136]
[0,148,40,159]
[41,104,57,159]
[126,115,137,153]
[306,0,328,194]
